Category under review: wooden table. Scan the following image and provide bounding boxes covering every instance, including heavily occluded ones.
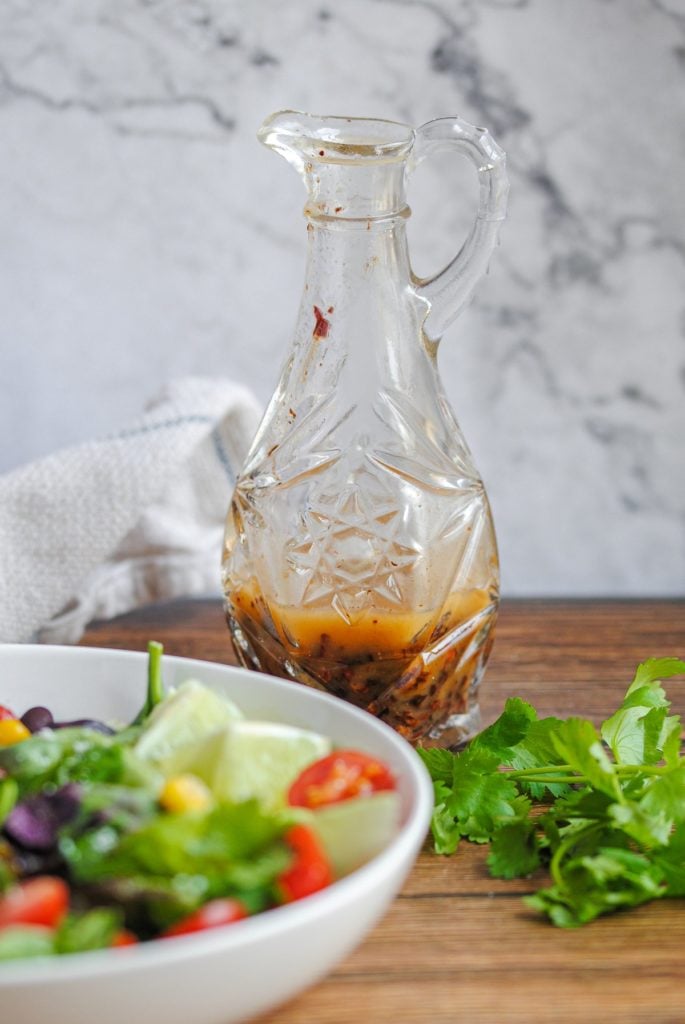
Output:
[83,599,685,1024]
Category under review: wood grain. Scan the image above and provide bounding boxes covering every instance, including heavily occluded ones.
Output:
[82,598,685,1024]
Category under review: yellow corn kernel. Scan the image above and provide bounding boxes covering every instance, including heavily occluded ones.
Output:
[0,719,31,746]
[159,774,213,813]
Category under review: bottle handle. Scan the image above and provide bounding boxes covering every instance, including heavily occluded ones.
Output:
[410,117,509,341]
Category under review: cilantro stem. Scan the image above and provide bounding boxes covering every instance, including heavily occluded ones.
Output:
[506,764,574,776]
[506,763,674,785]
[510,776,587,785]
[614,763,676,775]
[549,821,604,890]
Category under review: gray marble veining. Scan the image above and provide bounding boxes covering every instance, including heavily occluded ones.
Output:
[1,0,683,595]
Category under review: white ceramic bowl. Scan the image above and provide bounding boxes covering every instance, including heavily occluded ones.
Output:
[0,645,433,1024]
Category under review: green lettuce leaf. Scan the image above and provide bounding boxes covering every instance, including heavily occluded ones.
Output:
[62,800,294,927]
[55,909,122,955]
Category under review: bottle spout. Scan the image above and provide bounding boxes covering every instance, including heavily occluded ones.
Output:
[258,110,415,219]
[258,110,415,166]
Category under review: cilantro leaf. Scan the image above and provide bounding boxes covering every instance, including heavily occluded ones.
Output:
[551,718,622,799]
[506,717,572,798]
[420,745,522,843]
[446,747,521,842]
[639,763,685,824]
[487,819,540,879]
[474,701,573,798]
[608,800,672,848]
[471,697,537,758]
[429,783,461,855]
[601,705,652,765]
[641,706,672,764]
[551,787,614,820]
[526,846,665,927]
[421,657,684,928]
[416,747,455,786]
[626,657,685,697]
[651,823,685,896]
[620,684,668,710]
[659,714,682,767]
[602,703,681,767]
[601,658,683,765]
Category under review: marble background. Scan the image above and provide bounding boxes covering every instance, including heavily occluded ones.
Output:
[1,0,683,595]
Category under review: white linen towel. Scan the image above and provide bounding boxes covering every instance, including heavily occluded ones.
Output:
[0,377,262,644]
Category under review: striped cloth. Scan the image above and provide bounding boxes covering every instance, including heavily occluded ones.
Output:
[0,378,261,644]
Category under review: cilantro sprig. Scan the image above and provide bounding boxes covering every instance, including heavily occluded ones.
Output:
[418,657,685,927]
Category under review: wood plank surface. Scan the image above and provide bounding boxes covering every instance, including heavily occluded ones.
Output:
[82,598,685,1023]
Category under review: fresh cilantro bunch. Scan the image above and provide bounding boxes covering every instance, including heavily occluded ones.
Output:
[418,657,685,927]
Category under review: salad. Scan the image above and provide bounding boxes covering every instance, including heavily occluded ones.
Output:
[0,643,400,961]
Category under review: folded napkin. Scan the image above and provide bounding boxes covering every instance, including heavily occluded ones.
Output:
[0,377,262,645]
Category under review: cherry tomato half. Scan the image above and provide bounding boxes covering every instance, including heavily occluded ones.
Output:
[0,705,16,722]
[277,824,333,903]
[111,929,139,948]
[287,750,396,809]
[161,898,248,939]
[0,876,69,930]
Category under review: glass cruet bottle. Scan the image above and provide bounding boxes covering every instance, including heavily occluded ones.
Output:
[222,110,509,748]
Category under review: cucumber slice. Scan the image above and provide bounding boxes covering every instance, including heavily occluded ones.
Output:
[208,721,332,808]
[310,791,401,877]
[134,680,243,769]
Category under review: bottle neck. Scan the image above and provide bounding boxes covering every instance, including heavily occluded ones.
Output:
[299,211,413,335]
[302,158,409,220]
[297,153,413,315]
[246,194,435,476]
[282,209,428,430]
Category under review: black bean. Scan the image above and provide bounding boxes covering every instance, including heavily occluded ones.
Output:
[20,706,54,733]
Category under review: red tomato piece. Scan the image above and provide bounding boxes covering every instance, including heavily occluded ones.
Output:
[0,876,69,930]
[111,929,139,948]
[277,824,333,903]
[0,705,15,721]
[287,750,396,809]
[161,898,248,939]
